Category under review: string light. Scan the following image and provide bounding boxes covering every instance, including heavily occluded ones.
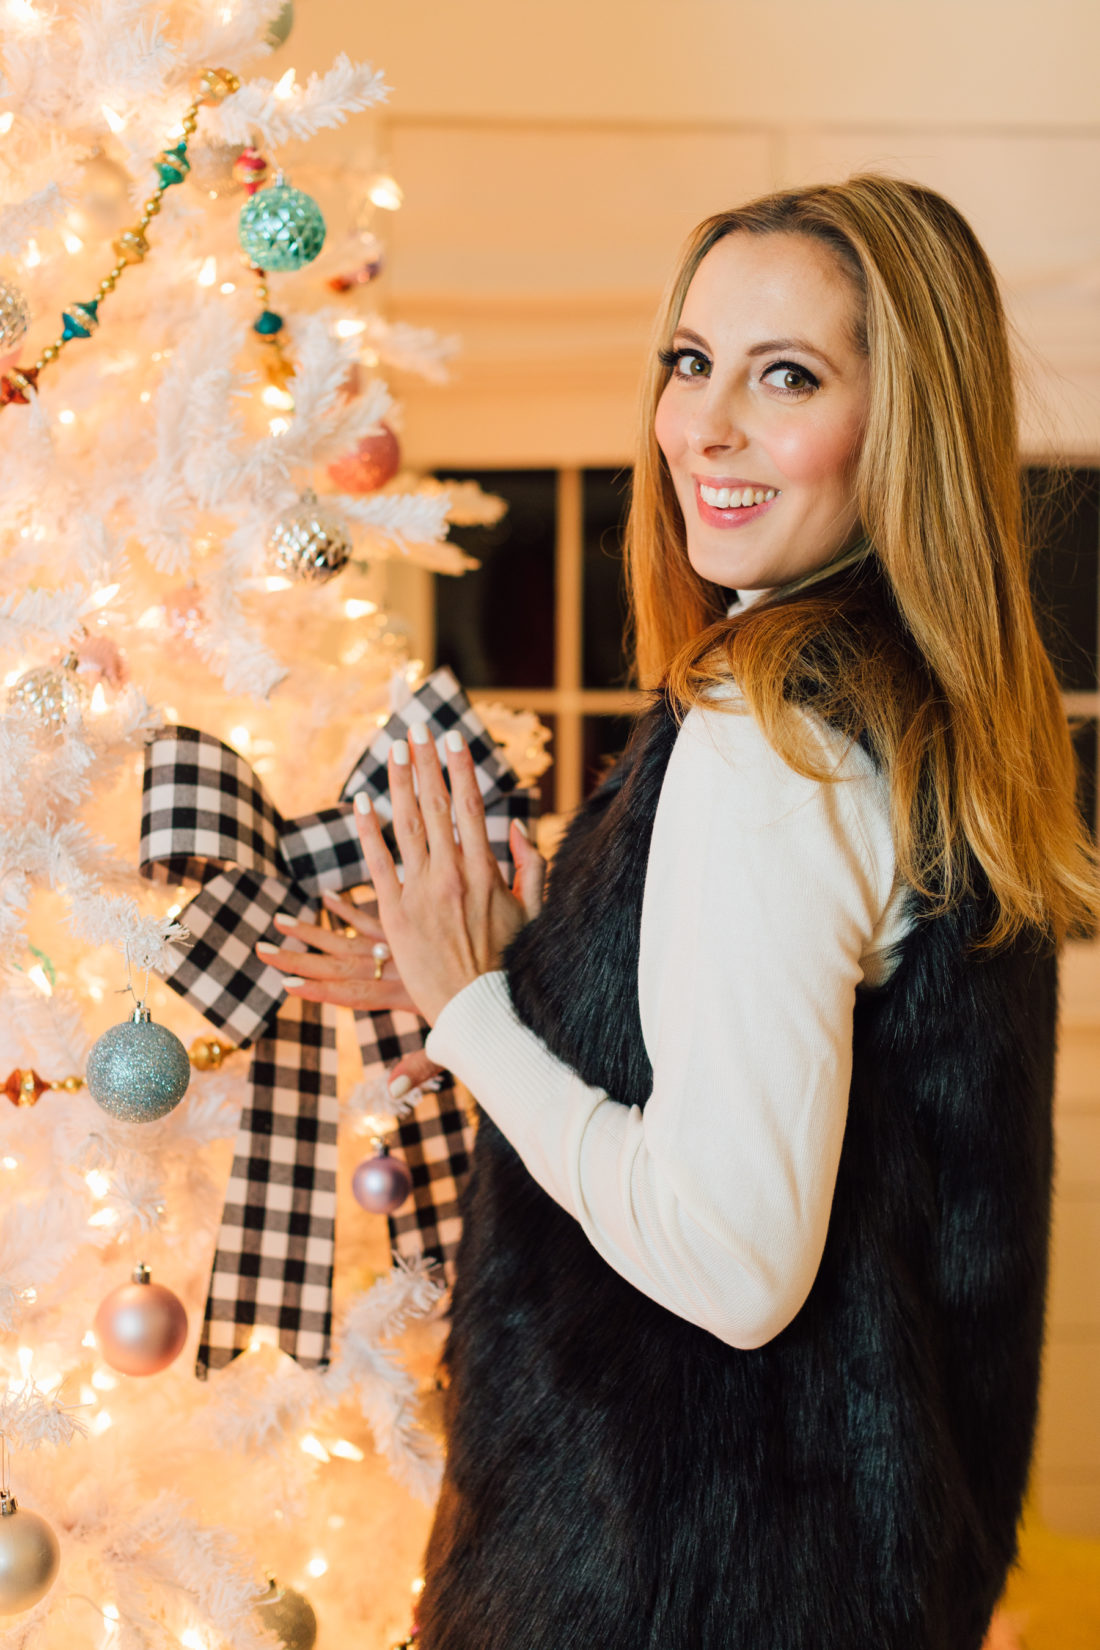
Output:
[81,1329,97,1348]
[85,1169,110,1198]
[335,318,367,338]
[1,1157,18,1170]
[91,1410,113,1434]
[228,725,251,753]
[219,281,235,294]
[62,229,84,254]
[0,113,13,134]
[273,67,297,100]
[299,1433,330,1462]
[328,1439,365,1461]
[90,583,121,608]
[90,683,108,715]
[305,1556,328,1578]
[366,173,403,212]
[197,256,217,287]
[268,416,290,436]
[343,598,377,619]
[24,237,41,267]
[100,103,126,133]
[91,1368,118,1391]
[58,409,75,424]
[27,964,52,995]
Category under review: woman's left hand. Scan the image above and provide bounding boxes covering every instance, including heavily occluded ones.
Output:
[354,724,545,1027]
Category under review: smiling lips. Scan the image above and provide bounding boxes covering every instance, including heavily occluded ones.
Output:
[695,478,779,526]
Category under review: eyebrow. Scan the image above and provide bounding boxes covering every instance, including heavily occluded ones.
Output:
[673,326,839,374]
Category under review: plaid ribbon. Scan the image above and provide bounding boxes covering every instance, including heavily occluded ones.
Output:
[139,667,537,1377]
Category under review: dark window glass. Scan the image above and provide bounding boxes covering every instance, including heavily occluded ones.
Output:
[433,469,556,689]
[582,713,637,798]
[582,467,633,690]
[1024,467,1099,694]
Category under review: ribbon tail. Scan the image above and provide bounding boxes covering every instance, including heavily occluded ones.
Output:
[196,996,340,1377]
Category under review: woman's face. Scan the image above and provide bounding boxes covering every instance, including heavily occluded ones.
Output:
[654,231,870,592]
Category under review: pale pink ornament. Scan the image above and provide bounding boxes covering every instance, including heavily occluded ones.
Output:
[94,1264,188,1375]
[72,633,128,688]
[327,424,401,494]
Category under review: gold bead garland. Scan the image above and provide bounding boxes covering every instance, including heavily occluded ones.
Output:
[2,1036,237,1106]
[0,68,240,412]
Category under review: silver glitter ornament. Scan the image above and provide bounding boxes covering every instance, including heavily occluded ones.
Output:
[6,653,88,736]
[94,1264,188,1375]
[0,278,30,353]
[85,1006,191,1122]
[255,1577,318,1650]
[185,141,246,198]
[0,1492,60,1617]
[268,489,353,584]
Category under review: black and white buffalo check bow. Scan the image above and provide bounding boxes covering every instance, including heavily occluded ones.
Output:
[139,667,537,1377]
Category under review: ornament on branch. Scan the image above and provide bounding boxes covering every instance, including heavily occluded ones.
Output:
[72,632,128,689]
[6,652,88,736]
[264,0,295,48]
[0,279,30,353]
[77,150,132,231]
[327,425,401,494]
[238,175,325,273]
[0,1489,60,1617]
[94,1264,188,1376]
[255,1576,318,1650]
[185,141,247,199]
[267,489,353,584]
[326,232,385,293]
[233,145,270,196]
[352,1138,413,1214]
[86,1004,191,1123]
[0,66,240,412]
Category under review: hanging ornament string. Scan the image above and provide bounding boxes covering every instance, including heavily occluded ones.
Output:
[0,66,241,411]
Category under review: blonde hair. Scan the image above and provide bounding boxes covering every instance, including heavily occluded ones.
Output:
[624,174,1098,948]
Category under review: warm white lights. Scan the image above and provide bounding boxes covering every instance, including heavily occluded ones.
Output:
[334,318,367,339]
[268,416,291,436]
[62,229,84,254]
[0,113,13,134]
[366,173,403,212]
[85,1169,110,1198]
[306,1556,328,1578]
[197,256,217,287]
[264,575,293,592]
[228,725,251,753]
[90,583,120,608]
[27,963,52,995]
[328,1438,365,1461]
[219,281,236,294]
[24,237,40,267]
[299,1432,330,1462]
[90,683,108,715]
[57,409,75,424]
[261,385,294,409]
[343,598,377,619]
[274,67,297,100]
[100,103,125,133]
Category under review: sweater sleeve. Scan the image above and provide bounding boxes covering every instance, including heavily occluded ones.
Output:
[425,702,898,1349]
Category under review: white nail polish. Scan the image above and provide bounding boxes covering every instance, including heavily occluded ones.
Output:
[353,791,370,814]
[392,740,410,766]
[389,1074,413,1098]
[282,975,305,988]
[444,729,465,752]
[512,819,530,841]
[256,941,279,955]
[408,722,430,746]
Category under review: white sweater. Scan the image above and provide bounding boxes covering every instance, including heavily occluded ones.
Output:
[425,687,912,1350]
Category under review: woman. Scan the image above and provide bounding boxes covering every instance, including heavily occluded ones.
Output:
[262,176,1097,1648]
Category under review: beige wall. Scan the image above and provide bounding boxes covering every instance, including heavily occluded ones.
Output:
[290,0,1100,1535]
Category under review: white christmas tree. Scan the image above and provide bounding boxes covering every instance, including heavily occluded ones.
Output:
[0,5,548,1646]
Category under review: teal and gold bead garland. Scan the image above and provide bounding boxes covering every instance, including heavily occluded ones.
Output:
[0,66,241,413]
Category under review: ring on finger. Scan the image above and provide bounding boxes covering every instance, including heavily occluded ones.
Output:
[372,941,391,980]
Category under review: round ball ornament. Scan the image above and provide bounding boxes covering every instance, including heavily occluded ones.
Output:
[352,1139,413,1214]
[0,279,30,353]
[327,425,401,495]
[239,180,325,272]
[6,653,88,736]
[94,1264,188,1376]
[268,490,353,584]
[186,141,246,198]
[0,1492,61,1616]
[264,0,294,47]
[255,1577,318,1650]
[85,1005,191,1123]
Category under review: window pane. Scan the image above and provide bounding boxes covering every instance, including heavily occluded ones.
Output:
[582,712,638,798]
[1025,467,1100,694]
[582,467,633,690]
[433,469,557,689]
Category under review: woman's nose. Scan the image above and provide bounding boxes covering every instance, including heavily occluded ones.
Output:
[684,385,750,458]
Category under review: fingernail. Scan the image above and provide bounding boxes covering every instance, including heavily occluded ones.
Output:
[353,791,371,813]
[388,1075,413,1098]
[272,914,299,929]
[256,941,280,955]
[444,729,465,753]
[408,722,430,746]
[513,819,530,841]
[282,975,305,988]
[392,740,410,766]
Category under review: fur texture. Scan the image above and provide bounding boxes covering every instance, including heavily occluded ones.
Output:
[418,697,1057,1649]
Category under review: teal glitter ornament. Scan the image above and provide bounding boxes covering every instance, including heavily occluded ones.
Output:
[86,1006,190,1123]
[238,179,325,272]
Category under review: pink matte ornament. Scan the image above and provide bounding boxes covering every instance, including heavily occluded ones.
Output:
[351,1140,413,1214]
[327,424,401,494]
[72,634,128,688]
[94,1264,188,1375]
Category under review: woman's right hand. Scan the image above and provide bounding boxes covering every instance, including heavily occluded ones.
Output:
[256,889,418,1014]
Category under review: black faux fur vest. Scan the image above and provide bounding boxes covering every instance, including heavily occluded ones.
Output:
[418,695,1057,1650]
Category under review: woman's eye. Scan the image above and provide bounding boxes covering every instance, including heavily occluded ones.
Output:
[659,347,710,380]
[761,361,819,396]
